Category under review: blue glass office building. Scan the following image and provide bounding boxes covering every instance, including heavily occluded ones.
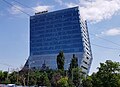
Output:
[26,7,92,74]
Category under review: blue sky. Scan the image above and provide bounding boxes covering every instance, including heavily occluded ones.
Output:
[0,0,120,74]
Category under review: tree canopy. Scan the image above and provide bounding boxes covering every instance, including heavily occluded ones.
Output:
[57,51,65,70]
[91,60,120,87]
[1,53,120,87]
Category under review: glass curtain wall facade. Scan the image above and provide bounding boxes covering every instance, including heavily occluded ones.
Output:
[26,7,92,74]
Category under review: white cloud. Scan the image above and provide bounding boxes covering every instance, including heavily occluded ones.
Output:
[33,5,53,13]
[65,3,78,8]
[7,0,120,23]
[80,0,120,23]
[65,0,120,23]
[101,28,120,36]
[55,0,78,8]
[55,0,63,5]
[9,5,24,15]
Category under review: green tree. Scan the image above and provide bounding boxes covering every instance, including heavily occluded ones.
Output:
[68,54,78,79]
[0,71,4,83]
[70,54,78,69]
[91,73,102,87]
[51,72,61,87]
[57,77,69,87]
[1,71,10,84]
[28,70,37,86]
[42,72,51,86]
[82,76,92,87]
[91,60,120,87]
[9,71,20,85]
[57,51,65,70]
[68,78,75,87]
[68,54,83,87]
[33,70,41,86]
[19,69,29,86]
[36,72,51,86]
[72,67,83,87]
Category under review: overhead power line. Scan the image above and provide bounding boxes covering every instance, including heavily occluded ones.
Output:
[1,0,120,51]
[90,33,120,47]
[11,0,38,12]
[2,0,31,16]
[91,43,120,51]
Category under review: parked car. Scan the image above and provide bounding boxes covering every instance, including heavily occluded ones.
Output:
[7,84,16,87]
